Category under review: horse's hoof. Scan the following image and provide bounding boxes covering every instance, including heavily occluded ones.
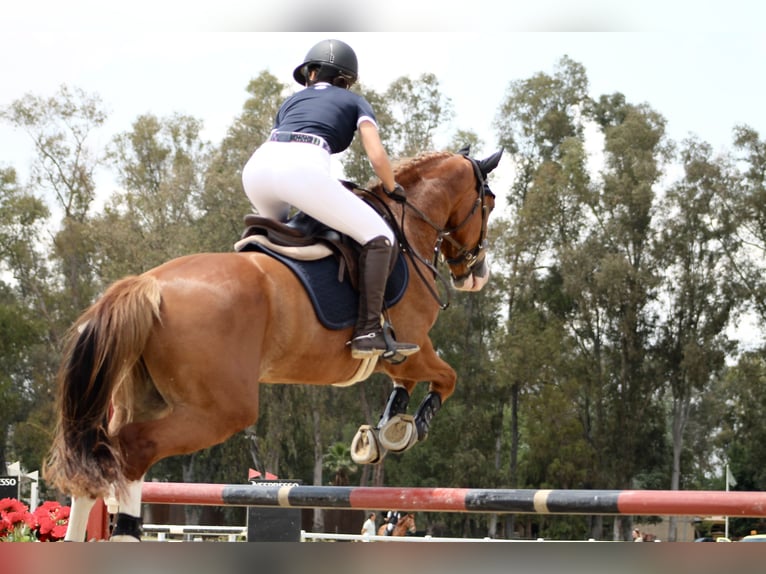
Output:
[378,414,418,452]
[351,425,386,464]
[109,534,141,542]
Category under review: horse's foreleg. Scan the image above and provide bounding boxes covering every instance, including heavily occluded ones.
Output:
[64,495,97,541]
[413,391,442,442]
[377,385,410,427]
[110,477,145,542]
[351,384,412,464]
[377,384,418,452]
[409,354,455,444]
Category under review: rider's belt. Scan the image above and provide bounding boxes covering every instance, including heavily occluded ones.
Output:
[269,131,331,153]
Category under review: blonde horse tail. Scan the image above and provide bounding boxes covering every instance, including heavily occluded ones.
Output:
[44,274,161,499]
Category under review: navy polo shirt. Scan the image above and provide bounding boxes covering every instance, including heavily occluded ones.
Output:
[274,83,377,154]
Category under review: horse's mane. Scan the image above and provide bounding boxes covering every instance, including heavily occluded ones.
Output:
[393,151,452,177]
[368,151,454,190]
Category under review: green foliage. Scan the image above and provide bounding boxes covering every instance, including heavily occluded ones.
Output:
[340,74,455,188]
[383,73,454,157]
[197,70,285,250]
[323,442,357,486]
[1,57,765,541]
[719,352,766,490]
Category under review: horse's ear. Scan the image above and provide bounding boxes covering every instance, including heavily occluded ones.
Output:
[477,148,503,176]
[457,144,471,157]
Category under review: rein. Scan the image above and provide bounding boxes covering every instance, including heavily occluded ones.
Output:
[362,156,493,310]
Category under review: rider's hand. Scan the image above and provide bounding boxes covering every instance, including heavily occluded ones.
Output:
[387,183,407,203]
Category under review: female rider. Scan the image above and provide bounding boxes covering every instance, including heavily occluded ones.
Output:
[242,38,418,360]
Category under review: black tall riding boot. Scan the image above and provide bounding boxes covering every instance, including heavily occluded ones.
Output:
[350,236,419,359]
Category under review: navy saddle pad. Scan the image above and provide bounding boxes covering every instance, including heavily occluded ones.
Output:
[248,244,409,330]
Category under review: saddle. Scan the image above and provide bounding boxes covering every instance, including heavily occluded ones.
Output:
[233,191,408,333]
[235,210,362,289]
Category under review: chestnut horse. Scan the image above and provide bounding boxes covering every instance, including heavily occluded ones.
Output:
[378,513,417,537]
[45,148,502,541]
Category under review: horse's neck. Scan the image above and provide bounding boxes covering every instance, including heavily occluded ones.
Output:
[394,517,412,535]
[395,193,449,262]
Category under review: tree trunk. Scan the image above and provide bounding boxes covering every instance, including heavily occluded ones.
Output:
[589,515,603,540]
[182,455,202,525]
[311,406,324,532]
[668,390,689,543]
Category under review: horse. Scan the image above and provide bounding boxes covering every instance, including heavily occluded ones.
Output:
[378,513,417,537]
[44,147,503,541]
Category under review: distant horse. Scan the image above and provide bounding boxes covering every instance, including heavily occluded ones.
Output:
[378,513,417,537]
[44,147,502,541]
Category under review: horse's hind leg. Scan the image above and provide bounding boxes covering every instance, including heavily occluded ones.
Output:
[64,495,97,541]
[113,401,257,532]
[109,477,145,542]
[64,484,144,542]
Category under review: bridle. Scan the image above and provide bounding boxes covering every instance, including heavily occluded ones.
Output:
[367,155,495,310]
[436,156,494,283]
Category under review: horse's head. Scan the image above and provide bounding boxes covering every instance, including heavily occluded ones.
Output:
[441,147,503,292]
[403,513,416,533]
[384,147,502,304]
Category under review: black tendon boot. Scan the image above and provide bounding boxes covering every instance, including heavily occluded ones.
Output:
[377,386,410,428]
[350,236,419,359]
[111,513,143,540]
[414,391,442,442]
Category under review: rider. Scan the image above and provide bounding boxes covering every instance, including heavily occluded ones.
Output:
[383,510,402,535]
[242,38,419,360]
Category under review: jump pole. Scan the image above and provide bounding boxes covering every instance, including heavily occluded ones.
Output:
[141,483,766,517]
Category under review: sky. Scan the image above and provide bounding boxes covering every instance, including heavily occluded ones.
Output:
[1,2,765,187]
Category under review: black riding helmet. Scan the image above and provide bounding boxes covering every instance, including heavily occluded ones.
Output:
[293,39,358,86]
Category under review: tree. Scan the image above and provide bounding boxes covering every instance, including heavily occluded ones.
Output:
[719,126,766,324]
[384,73,454,157]
[340,73,454,187]
[492,55,594,533]
[91,112,211,282]
[0,169,51,473]
[653,137,738,540]
[198,71,286,251]
[492,57,679,540]
[1,86,108,483]
[0,167,51,325]
[324,442,358,486]
[2,85,106,324]
[0,283,46,472]
[586,95,670,478]
[719,351,766,491]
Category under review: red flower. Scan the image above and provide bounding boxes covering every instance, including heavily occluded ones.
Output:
[0,497,28,515]
[32,501,71,542]
[0,498,29,528]
[0,497,33,541]
[0,516,11,538]
[0,498,70,542]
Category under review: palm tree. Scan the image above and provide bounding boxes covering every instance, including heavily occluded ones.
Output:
[323,442,358,486]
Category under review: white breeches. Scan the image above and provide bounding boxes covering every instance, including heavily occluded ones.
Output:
[242,141,393,246]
